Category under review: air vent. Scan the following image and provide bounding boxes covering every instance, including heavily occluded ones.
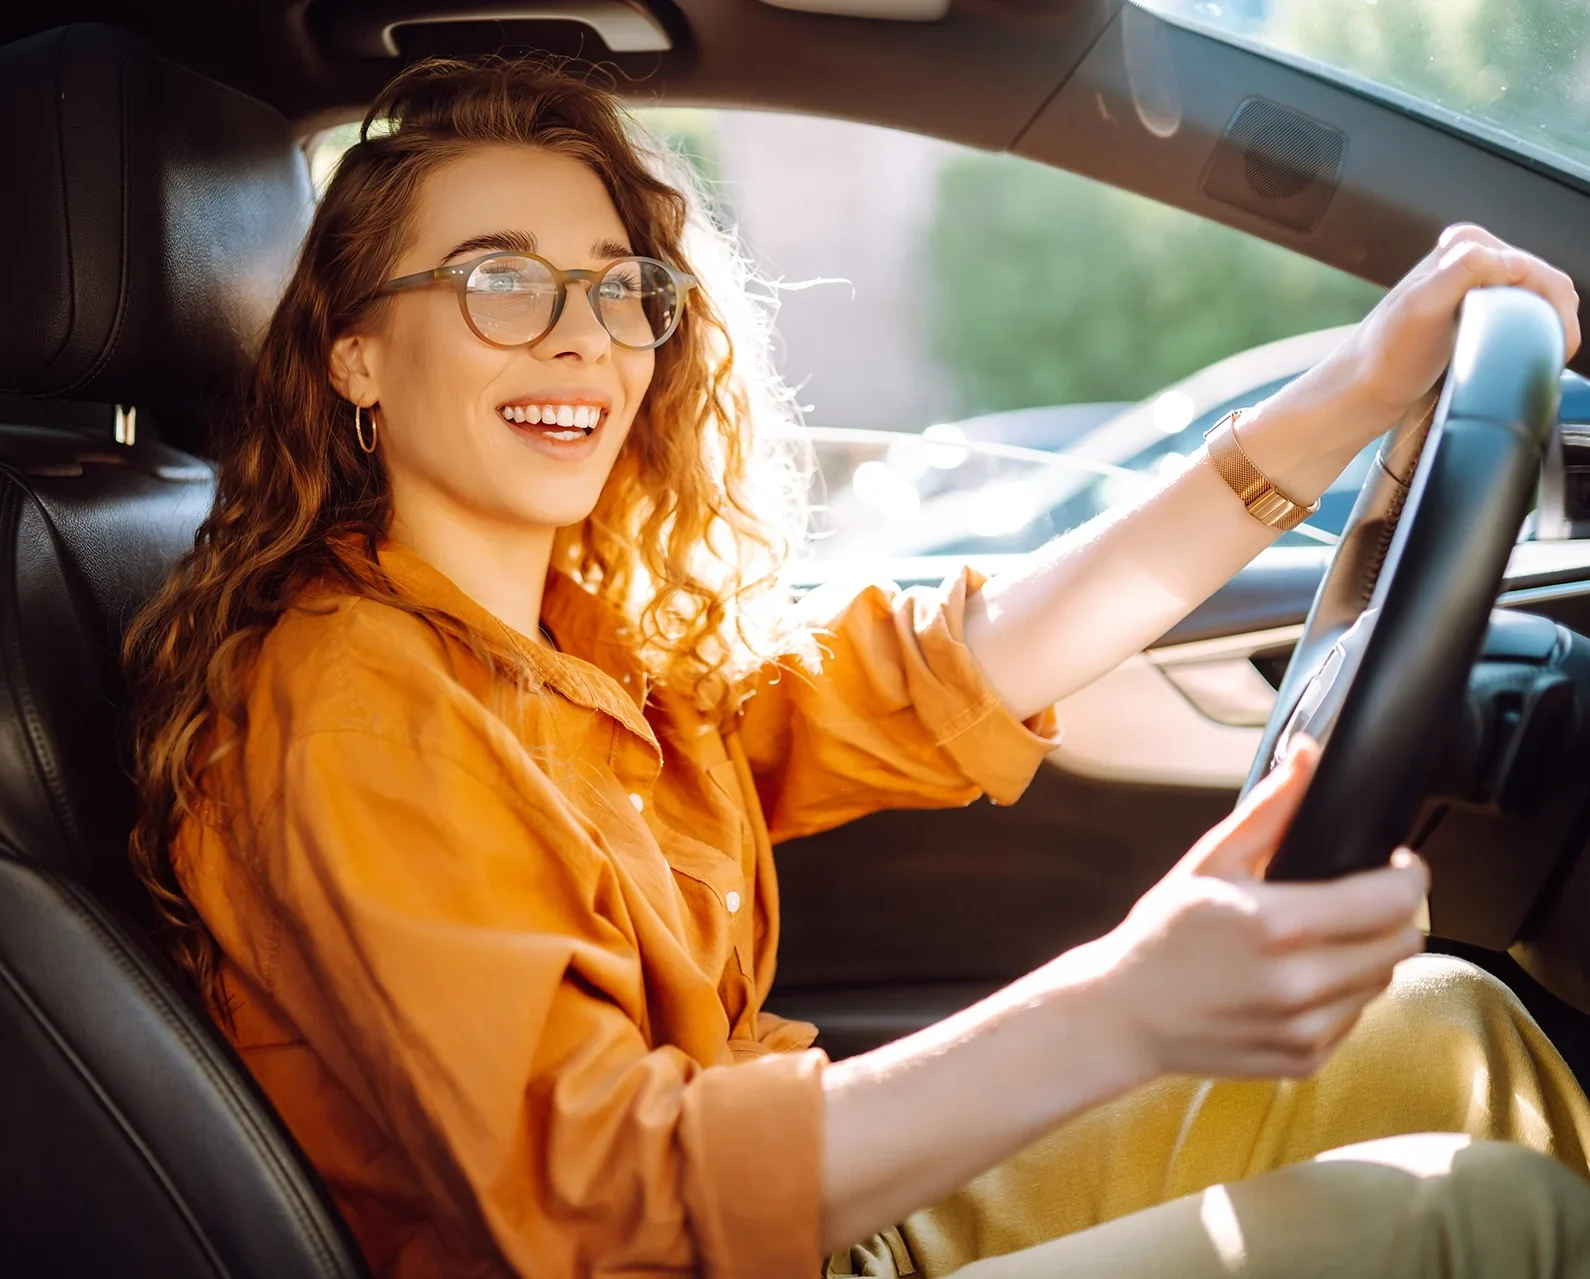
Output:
[1200,97,1346,234]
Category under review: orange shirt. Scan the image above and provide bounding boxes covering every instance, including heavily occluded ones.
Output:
[175,540,1059,1278]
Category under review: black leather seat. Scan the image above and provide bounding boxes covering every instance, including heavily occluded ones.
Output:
[0,24,370,1277]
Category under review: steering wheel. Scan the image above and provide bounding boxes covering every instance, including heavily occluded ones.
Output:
[1246,287,1566,881]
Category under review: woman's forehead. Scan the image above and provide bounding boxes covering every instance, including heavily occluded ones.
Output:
[408,145,630,265]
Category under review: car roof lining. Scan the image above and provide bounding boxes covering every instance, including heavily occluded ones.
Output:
[3,0,1589,375]
[0,0,1117,150]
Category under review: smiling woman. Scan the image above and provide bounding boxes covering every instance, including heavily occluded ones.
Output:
[118,47,1590,1279]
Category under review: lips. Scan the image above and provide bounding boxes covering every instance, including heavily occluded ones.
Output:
[496,395,612,461]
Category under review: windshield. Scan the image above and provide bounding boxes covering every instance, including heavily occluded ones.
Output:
[1134,0,1590,184]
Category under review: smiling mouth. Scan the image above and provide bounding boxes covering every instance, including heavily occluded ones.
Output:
[498,402,606,440]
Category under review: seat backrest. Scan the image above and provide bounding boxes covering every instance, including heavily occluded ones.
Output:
[0,25,369,1277]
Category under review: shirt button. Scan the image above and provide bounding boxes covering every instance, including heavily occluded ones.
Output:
[628,792,644,812]
[725,890,742,913]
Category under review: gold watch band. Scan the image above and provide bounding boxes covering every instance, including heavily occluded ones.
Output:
[1204,410,1320,533]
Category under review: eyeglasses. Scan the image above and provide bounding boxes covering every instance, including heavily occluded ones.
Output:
[379,251,698,351]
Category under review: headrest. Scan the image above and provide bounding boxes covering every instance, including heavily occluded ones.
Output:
[0,25,314,452]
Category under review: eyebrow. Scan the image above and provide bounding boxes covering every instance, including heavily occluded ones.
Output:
[442,230,637,262]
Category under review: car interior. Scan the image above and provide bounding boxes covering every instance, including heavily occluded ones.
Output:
[4,0,1590,1273]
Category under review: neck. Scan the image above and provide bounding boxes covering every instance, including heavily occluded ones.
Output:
[387,499,556,643]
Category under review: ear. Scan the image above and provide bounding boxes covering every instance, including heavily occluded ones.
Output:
[330,331,378,406]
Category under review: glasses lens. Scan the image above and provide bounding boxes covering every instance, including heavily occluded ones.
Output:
[596,259,682,347]
[465,255,558,345]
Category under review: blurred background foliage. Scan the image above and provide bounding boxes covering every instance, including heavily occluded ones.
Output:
[920,155,1382,415]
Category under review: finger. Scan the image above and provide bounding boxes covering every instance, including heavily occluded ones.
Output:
[1429,242,1581,357]
[1252,855,1429,947]
[1396,223,1510,292]
[1541,268,1582,360]
[1267,975,1386,1058]
[1206,1020,1369,1081]
[1438,222,1510,253]
[1504,255,1582,358]
[1185,736,1321,880]
[1263,924,1425,1015]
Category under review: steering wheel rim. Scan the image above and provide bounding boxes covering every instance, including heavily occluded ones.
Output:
[1247,287,1565,881]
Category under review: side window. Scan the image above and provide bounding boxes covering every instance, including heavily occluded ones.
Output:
[305,111,1385,561]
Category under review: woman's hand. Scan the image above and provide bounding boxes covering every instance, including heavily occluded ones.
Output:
[820,737,1427,1248]
[1089,736,1429,1080]
[1300,224,1581,451]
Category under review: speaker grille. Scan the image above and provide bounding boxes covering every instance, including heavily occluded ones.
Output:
[1201,97,1346,233]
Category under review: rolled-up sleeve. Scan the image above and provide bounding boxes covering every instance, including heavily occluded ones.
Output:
[737,566,1062,843]
[263,727,826,1278]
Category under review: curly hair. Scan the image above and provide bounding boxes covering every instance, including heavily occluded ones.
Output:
[122,54,812,1019]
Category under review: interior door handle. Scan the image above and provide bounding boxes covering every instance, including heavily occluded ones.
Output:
[1158,657,1279,727]
[1149,623,1303,728]
[320,0,673,56]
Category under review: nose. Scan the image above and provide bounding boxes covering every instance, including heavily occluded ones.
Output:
[533,280,610,363]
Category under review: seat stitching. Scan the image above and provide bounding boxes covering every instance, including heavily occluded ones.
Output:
[27,858,367,1275]
[52,44,139,399]
[0,472,90,863]
[0,898,232,1275]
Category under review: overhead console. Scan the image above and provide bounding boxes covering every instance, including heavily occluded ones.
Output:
[313,0,676,58]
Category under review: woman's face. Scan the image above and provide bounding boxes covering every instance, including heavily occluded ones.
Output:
[334,144,657,535]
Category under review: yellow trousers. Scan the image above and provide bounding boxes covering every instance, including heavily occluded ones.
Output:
[828,955,1590,1278]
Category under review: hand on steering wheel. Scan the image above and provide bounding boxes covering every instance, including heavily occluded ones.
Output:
[1339,225,1579,430]
[1251,281,1568,880]
[1096,735,1429,1080]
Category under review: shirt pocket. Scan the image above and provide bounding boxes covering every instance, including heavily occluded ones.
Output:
[658,824,751,983]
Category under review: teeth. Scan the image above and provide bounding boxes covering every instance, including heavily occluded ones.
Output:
[500,403,605,432]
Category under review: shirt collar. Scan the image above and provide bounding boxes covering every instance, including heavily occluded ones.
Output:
[374,538,656,737]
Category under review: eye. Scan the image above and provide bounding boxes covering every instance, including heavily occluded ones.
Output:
[467,256,554,298]
[477,263,531,293]
[599,264,646,300]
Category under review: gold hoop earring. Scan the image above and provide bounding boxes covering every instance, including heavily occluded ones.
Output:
[354,403,377,454]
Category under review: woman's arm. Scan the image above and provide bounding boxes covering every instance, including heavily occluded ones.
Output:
[817,739,1428,1252]
[964,224,1582,721]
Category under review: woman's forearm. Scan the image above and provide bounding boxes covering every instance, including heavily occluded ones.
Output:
[819,939,1148,1254]
[964,224,1586,722]
[963,360,1380,720]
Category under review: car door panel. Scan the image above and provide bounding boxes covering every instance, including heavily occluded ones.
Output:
[769,763,1232,1061]
[768,546,1590,1059]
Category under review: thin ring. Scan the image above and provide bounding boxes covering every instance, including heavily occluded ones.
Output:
[354,403,377,454]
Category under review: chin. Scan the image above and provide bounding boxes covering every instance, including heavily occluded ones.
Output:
[507,492,603,532]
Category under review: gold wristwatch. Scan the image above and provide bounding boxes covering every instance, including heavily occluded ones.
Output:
[1204,409,1320,533]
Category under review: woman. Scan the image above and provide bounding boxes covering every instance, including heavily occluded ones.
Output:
[124,52,1590,1279]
